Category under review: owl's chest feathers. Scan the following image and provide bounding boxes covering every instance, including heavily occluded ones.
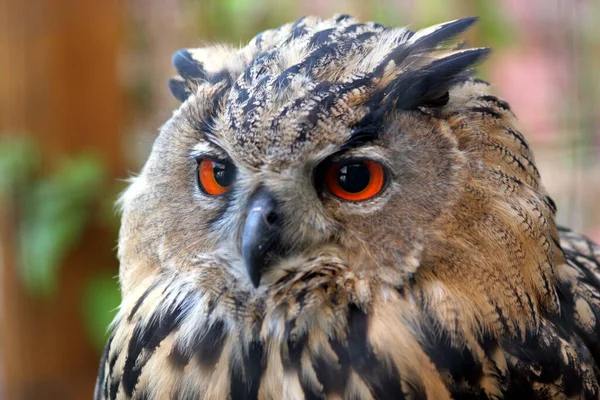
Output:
[107,257,549,400]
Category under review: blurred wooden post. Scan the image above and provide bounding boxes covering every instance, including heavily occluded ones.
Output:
[0,0,123,398]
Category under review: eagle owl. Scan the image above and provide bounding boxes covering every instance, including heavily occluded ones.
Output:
[96,16,600,399]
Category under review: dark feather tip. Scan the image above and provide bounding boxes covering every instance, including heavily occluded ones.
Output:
[427,47,491,76]
[370,47,491,113]
[412,17,479,49]
[168,78,190,102]
[172,49,207,80]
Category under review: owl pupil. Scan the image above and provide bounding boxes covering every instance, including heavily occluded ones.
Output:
[213,162,235,187]
[338,163,370,193]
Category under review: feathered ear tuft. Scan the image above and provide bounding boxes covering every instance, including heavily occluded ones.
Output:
[168,77,191,102]
[172,49,207,80]
[408,17,478,51]
[168,49,207,102]
[384,47,491,111]
[359,18,488,126]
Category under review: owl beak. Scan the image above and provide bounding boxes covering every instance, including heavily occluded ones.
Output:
[241,188,282,288]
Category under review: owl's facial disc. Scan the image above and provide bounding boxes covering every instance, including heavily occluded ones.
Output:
[241,187,283,287]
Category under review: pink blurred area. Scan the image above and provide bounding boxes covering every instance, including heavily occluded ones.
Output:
[488,0,600,243]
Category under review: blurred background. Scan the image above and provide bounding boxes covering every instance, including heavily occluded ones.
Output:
[0,0,599,398]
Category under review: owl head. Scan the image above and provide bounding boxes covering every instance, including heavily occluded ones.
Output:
[117,15,559,325]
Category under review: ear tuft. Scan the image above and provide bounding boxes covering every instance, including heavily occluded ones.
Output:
[381,47,490,112]
[168,77,191,102]
[409,17,478,51]
[419,91,450,108]
[172,49,207,80]
[168,49,208,102]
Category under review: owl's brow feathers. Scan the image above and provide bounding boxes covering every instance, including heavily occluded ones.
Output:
[170,16,488,151]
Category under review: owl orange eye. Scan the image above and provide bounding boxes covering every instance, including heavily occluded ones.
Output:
[324,160,386,201]
[198,158,236,195]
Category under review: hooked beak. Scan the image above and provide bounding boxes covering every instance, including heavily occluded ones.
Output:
[241,188,282,288]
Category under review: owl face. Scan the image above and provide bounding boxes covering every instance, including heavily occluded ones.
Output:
[99,16,571,400]
[117,16,489,295]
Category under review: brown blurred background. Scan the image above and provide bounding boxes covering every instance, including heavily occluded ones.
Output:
[0,0,599,398]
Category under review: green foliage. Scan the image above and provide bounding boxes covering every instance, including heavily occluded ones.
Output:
[0,135,39,194]
[412,0,456,27]
[0,135,121,350]
[18,154,106,297]
[470,0,515,48]
[184,0,300,42]
[83,273,121,351]
[411,0,514,49]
